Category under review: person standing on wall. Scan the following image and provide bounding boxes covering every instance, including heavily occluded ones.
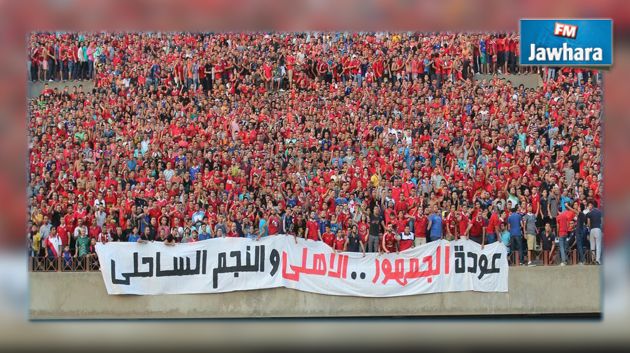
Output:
[586,200,603,265]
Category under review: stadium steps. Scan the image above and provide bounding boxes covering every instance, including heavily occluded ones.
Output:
[28,80,95,98]
[473,73,542,89]
[27,74,541,97]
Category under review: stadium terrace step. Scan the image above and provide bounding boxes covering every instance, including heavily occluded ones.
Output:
[473,73,542,89]
[28,80,95,98]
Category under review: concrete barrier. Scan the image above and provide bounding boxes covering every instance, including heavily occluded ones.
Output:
[28,80,95,98]
[30,266,600,319]
[473,73,542,89]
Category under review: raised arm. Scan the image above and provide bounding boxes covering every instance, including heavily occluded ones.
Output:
[381,233,388,253]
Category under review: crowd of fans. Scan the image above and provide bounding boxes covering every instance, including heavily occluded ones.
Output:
[28,32,603,269]
[28,32,533,84]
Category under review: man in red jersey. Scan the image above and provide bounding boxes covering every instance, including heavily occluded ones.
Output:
[399,224,415,251]
[469,209,485,245]
[321,225,335,248]
[267,209,280,236]
[457,206,472,240]
[332,230,346,252]
[382,224,399,253]
[484,204,502,247]
[412,207,428,247]
[556,205,575,266]
[305,212,321,241]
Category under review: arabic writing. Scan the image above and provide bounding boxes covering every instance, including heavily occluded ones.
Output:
[372,246,444,286]
[104,239,506,295]
[213,245,280,288]
[110,245,280,288]
[281,248,349,282]
[453,245,502,279]
[111,250,207,285]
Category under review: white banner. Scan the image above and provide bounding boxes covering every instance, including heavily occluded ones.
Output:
[96,235,508,296]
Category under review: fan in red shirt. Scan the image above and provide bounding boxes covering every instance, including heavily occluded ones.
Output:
[226,224,239,238]
[398,225,415,251]
[332,231,346,252]
[44,229,62,259]
[305,214,321,241]
[268,211,280,236]
[485,206,502,245]
[63,206,76,230]
[395,212,407,234]
[25,32,601,262]
[557,209,575,238]
[57,220,70,247]
[457,208,472,240]
[412,208,429,247]
[381,225,399,253]
[556,208,575,265]
[444,206,458,240]
[322,225,335,248]
[88,224,101,239]
[357,217,369,244]
[469,211,485,244]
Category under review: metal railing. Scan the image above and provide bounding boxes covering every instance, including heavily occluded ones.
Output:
[507,247,595,266]
[29,255,101,272]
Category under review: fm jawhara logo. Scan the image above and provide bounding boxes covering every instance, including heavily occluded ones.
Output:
[520,19,612,66]
[554,22,578,39]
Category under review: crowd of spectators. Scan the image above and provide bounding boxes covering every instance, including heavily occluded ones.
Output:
[28,32,603,269]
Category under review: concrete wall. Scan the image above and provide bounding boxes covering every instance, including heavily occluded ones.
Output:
[28,80,95,98]
[473,73,542,89]
[30,266,600,319]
